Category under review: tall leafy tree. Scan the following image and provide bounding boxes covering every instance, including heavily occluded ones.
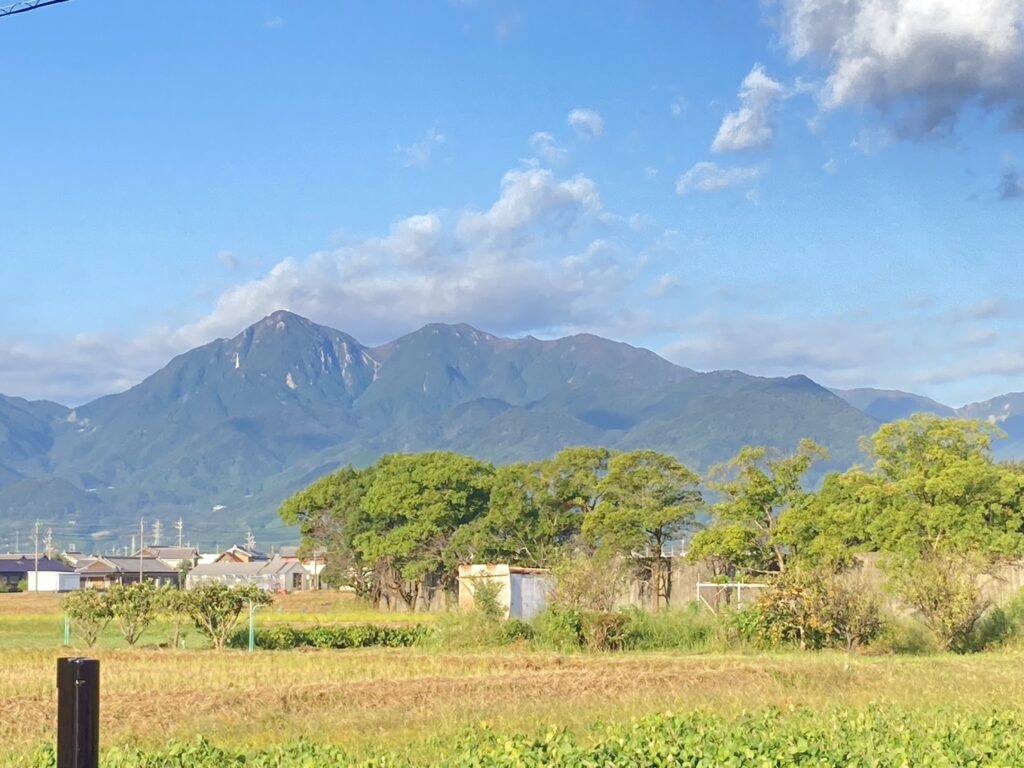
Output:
[584,450,702,609]
[458,447,610,567]
[689,439,828,576]
[857,415,1024,558]
[355,452,493,609]
[278,466,377,599]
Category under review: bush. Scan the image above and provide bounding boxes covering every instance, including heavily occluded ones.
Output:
[580,611,629,651]
[620,604,717,651]
[229,624,427,650]
[530,607,584,651]
[867,615,938,655]
[62,589,113,648]
[500,618,534,644]
[885,553,990,653]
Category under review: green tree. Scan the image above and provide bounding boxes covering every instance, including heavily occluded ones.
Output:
[690,440,828,577]
[279,465,377,600]
[106,581,157,646]
[62,590,112,648]
[585,450,702,609]
[185,583,272,649]
[355,452,493,610]
[458,447,610,567]
[886,552,990,652]
[156,585,192,648]
[858,415,1024,558]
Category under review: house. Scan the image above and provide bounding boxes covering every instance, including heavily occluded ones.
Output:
[76,556,181,589]
[134,545,199,570]
[186,555,308,592]
[279,545,327,589]
[458,563,552,620]
[0,557,79,592]
[214,545,268,564]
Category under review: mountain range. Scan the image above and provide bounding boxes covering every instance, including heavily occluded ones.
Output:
[1,310,1020,549]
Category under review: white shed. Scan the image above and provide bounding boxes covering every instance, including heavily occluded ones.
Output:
[458,563,552,620]
[27,571,81,592]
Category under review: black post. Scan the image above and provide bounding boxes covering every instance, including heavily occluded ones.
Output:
[57,657,99,768]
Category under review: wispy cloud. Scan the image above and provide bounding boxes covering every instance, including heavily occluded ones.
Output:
[676,162,764,194]
[528,131,568,165]
[396,129,447,168]
[568,108,604,138]
[712,64,783,152]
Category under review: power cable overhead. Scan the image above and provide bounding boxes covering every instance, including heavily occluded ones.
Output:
[0,0,71,19]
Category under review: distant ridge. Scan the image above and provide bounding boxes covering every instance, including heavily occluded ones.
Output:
[6,310,1014,546]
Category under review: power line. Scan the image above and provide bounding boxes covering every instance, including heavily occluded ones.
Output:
[0,0,71,19]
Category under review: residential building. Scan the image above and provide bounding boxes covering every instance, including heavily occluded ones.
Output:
[186,555,308,592]
[134,545,199,570]
[76,556,181,589]
[0,557,79,592]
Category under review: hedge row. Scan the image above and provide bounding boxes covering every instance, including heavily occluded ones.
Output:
[226,623,428,650]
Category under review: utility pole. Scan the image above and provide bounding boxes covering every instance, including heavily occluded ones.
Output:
[245,530,256,552]
[175,517,184,548]
[15,530,19,554]
[44,527,54,559]
[152,520,163,547]
[139,519,144,584]
[33,520,39,593]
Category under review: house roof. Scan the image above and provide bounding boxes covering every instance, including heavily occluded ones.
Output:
[136,546,198,560]
[77,557,180,576]
[190,555,307,579]
[0,557,74,574]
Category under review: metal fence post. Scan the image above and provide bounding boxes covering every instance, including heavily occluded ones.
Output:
[57,657,99,768]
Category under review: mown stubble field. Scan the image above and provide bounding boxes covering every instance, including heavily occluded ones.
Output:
[4,593,1024,765]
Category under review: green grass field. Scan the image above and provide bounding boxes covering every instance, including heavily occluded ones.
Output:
[4,592,1024,766]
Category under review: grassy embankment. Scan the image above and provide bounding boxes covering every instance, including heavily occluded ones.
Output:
[4,592,1024,765]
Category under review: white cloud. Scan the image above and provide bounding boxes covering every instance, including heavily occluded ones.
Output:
[670,97,687,118]
[648,274,681,298]
[217,250,239,270]
[396,129,447,168]
[528,132,568,165]
[711,64,784,152]
[568,108,605,138]
[662,312,896,384]
[263,15,284,30]
[675,162,764,194]
[780,0,1024,136]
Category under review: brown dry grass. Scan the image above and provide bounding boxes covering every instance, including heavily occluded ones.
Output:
[4,647,1024,762]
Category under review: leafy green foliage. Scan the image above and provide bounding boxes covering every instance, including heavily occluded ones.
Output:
[227,624,427,650]
[105,582,157,646]
[355,451,493,609]
[185,584,272,650]
[585,450,702,609]
[62,589,112,648]
[690,439,827,577]
[457,447,610,567]
[749,567,884,651]
[885,552,991,652]
[27,707,1024,766]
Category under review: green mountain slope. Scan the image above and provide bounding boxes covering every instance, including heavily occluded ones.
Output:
[0,311,885,546]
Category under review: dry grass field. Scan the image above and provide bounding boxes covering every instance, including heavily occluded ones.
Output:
[4,592,1024,764]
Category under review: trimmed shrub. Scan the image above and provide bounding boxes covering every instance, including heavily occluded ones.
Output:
[228,624,427,650]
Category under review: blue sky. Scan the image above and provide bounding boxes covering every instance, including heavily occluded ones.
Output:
[1,0,1023,407]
